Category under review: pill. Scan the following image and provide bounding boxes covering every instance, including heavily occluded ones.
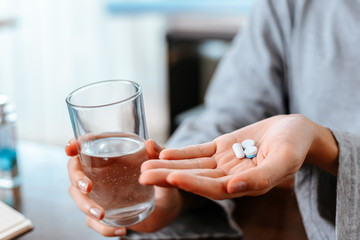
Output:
[241,139,255,149]
[244,146,258,158]
[232,143,245,158]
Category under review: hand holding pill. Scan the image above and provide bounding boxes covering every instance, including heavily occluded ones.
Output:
[140,114,338,200]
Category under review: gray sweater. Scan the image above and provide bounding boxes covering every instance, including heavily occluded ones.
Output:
[165,0,360,239]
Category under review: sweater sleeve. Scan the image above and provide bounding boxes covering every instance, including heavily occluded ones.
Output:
[167,0,292,148]
[333,129,360,239]
[295,129,360,239]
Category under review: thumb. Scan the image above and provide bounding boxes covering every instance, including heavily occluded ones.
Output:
[145,139,164,159]
[227,163,291,195]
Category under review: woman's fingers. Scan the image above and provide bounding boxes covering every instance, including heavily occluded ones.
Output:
[67,156,92,193]
[145,139,164,159]
[227,146,302,194]
[227,159,294,195]
[139,168,225,187]
[160,142,216,160]
[139,169,177,187]
[67,148,126,237]
[166,172,231,200]
[69,185,105,221]
[142,157,217,172]
[163,166,278,199]
[65,138,79,156]
[86,217,126,237]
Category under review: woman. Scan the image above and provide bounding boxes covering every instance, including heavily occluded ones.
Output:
[67,0,360,238]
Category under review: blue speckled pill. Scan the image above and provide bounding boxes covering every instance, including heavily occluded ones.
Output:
[244,146,257,158]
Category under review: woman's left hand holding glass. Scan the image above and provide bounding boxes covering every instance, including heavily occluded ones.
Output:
[66,139,186,237]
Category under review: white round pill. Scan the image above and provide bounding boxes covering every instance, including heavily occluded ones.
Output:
[244,146,258,158]
[241,139,255,149]
[232,143,245,159]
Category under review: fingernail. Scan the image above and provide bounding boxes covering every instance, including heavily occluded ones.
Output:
[77,179,89,192]
[114,228,126,236]
[65,142,71,152]
[66,139,73,147]
[89,208,102,220]
[229,181,247,193]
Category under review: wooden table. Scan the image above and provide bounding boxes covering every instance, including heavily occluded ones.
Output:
[0,141,307,240]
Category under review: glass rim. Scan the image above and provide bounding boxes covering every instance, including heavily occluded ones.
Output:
[65,79,142,109]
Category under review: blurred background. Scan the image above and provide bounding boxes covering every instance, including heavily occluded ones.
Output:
[0,0,254,146]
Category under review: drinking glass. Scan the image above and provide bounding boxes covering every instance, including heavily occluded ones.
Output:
[66,80,155,227]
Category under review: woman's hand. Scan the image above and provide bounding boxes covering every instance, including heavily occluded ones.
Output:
[139,114,338,200]
[66,139,184,237]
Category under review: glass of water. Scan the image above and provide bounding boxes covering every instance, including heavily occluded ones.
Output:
[66,80,155,227]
